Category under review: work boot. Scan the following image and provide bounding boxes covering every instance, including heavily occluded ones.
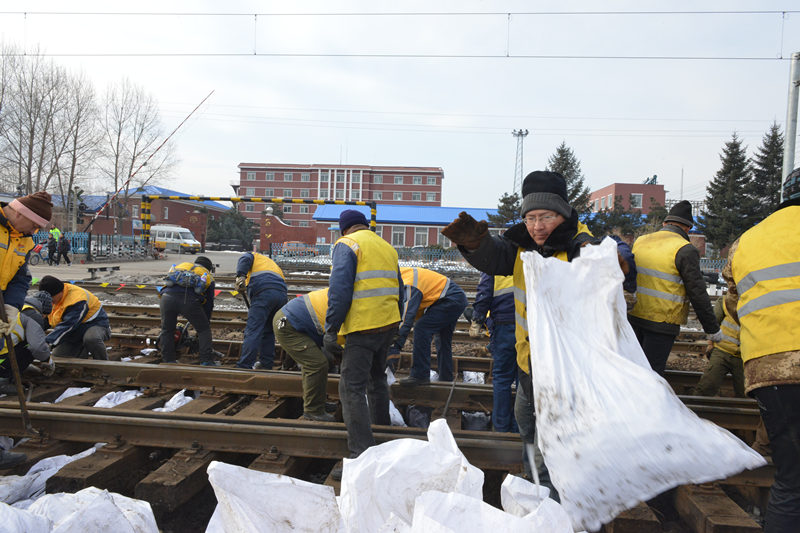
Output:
[399,376,430,387]
[303,412,335,422]
[200,360,221,367]
[0,450,26,468]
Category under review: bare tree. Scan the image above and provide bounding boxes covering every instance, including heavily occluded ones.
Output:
[0,49,70,194]
[99,78,176,230]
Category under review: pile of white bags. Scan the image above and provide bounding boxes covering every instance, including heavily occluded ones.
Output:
[521,237,766,531]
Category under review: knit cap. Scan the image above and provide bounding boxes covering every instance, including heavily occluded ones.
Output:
[10,191,53,227]
[519,171,572,218]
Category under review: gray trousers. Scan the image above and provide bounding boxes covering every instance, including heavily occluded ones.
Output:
[51,325,110,360]
[339,327,396,457]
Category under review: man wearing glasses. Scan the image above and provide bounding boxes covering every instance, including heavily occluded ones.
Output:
[441,170,598,500]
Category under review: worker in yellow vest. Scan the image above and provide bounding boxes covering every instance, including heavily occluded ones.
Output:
[395,267,467,386]
[39,275,111,360]
[234,252,288,370]
[628,201,722,375]
[442,170,601,502]
[273,289,336,422]
[324,209,404,478]
[722,183,800,533]
[692,298,744,397]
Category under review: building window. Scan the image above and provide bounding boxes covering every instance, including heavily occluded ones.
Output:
[284,205,292,213]
[352,174,361,183]
[284,173,293,181]
[320,190,329,199]
[394,175,403,185]
[392,227,405,246]
[298,220,309,227]
[245,204,254,212]
[374,174,383,184]
[320,172,329,182]
[413,175,422,185]
[375,225,383,237]
[266,172,275,180]
[414,227,427,246]
[427,176,437,185]
[299,205,309,213]
[335,189,344,199]
[132,205,139,217]
[412,192,421,201]
[336,172,345,183]
[351,191,360,200]
[245,187,255,196]
[285,220,292,226]
[265,188,274,197]
[600,197,606,209]
[283,189,292,197]
[393,192,403,201]
[301,173,310,181]
[373,191,382,201]
[594,199,599,211]
[246,171,255,180]
[300,189,310,198]
[607,194,613,208]
[438,232,451,247]
[630,193,643,209]
[163,207,168,219]
[426,192,435,202]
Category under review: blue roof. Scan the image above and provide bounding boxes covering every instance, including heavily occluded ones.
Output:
[53,186,229,213]
[312,204,499,225]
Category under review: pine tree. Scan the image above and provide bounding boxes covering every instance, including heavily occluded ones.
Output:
[748,122,783,222]
[546,141,592,214]
[487,192,521,227]
[701,133,753,252]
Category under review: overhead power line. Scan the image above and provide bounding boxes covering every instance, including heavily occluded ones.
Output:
[1,10,798,16]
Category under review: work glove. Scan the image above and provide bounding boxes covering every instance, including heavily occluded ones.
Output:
[440,212,489,250]
[323,331,344,358]
[234,276,247,293]
[35,357,56,377]
[0,305,19,336]
[708,330,723,343]
[468,321,482,338]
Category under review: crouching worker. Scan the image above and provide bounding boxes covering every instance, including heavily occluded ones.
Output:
[0,302,54,394]
[39,275,110,360]
[158,256,218,366]
[234,251,288,370]
[395,267,467,386]
[273,288,338,422]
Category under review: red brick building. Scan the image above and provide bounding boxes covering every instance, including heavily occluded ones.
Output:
[234,163,444,228]
[589,183,666,214]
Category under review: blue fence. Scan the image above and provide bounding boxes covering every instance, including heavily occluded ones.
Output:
[699,258,727,272]
[32,231,89,254]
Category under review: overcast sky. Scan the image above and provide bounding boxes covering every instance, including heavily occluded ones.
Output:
[2,1,799,208]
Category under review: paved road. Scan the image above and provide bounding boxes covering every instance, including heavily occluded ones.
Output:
[29,250,244,281]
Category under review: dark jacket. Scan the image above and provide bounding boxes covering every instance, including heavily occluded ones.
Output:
[472,273,515,325]
[58,237,71,254]
[627,224,719,336]
[609,236,637,293]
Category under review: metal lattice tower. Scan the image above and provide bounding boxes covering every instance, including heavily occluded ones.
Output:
[512,129,529,197]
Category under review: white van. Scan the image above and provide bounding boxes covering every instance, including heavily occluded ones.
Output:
[150,224,201,254]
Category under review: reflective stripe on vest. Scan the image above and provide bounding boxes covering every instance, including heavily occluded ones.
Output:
[731,206,800,362]
[494,275,513,297]
[0,210,34,291]
[246,253,285,285]
[48,284,104,327]
[400,267,449,318]
[715,314,741,357]
[303,288,329,335]
[629,230,690,325]
[336,229,401,335]
[513,222,593,374]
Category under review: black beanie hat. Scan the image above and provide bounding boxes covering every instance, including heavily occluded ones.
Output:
[664,200,693,228]
[195,256,214,272]
[519,171,572,218]
[339,209,368,233]
[39,275,64,297]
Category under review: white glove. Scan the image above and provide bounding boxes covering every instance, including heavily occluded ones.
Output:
[468,321,482,338]
[708,330,723,343]
[38,357,55,377]
[0,305,19,336]
[235,276,247,293]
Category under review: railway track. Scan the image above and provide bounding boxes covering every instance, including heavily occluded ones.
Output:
[0,358,769,531]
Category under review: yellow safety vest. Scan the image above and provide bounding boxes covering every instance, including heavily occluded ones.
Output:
[168,262,214,292]
[303,288,329,335]
[335,229,401,335]
[0,209,34,291]
[629,230,690,325]
[715,303,741,357]
[731,206,800,362]
[400,267,450,319]
[246,253,285,285]
[494,275,513,296]
[513,222,593,373]
[49,283,104,327]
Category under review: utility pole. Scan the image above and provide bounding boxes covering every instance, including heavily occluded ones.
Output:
[782,51,800,203]
[512,129,529,197]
